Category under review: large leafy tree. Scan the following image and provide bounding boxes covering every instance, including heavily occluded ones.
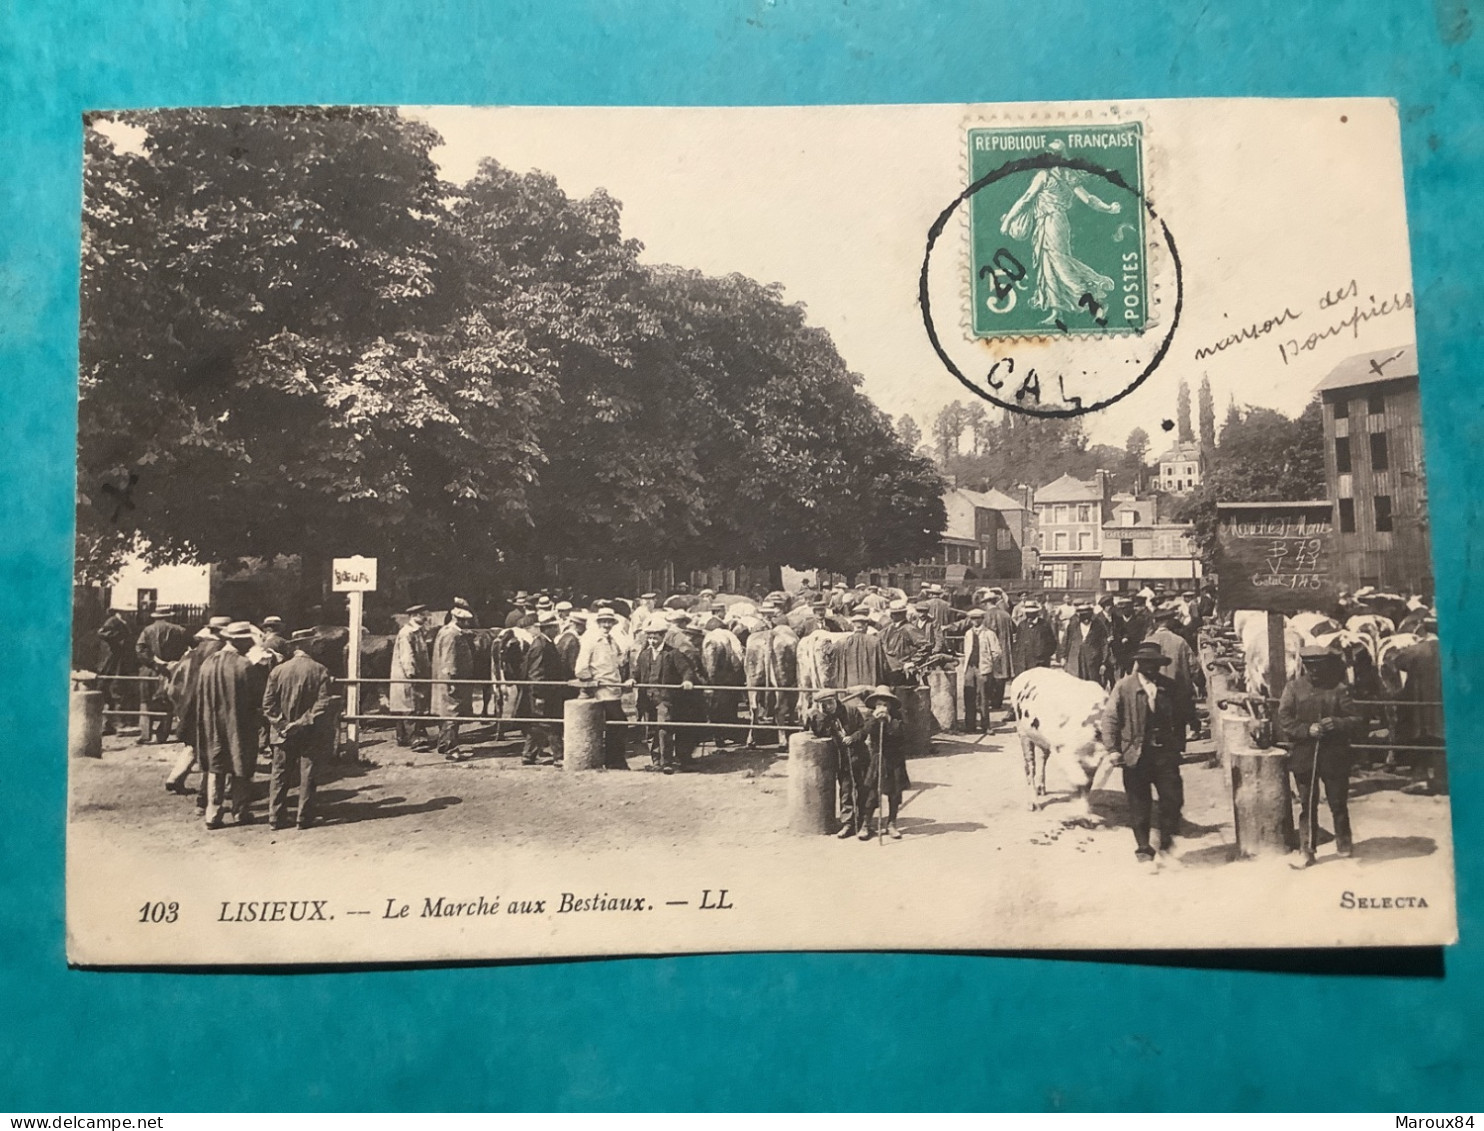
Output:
[79,107,550,584]
[1179,397,1327,562]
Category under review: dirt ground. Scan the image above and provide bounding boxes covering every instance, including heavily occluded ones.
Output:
[72,709,1452,873]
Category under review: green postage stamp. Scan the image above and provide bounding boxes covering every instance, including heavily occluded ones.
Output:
[968,122,1147,338]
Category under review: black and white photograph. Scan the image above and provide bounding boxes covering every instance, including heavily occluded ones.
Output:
[66,100,1456,964]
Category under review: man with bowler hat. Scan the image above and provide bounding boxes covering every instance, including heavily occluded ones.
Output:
[1101,641,1189,865]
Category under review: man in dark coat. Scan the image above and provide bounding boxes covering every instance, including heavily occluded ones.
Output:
[521,612,571,765]
[555,611,586,673]
[135,605,190,743]
[262,632,338,830]
[164,617,229,796]
[95,607,136,736]
[433,607,476,759]
[838,611,890,688]
[1101,642,1189,865]
[1012,601,1058,673]
[804,688,875,838]
[981,592,1017,699]
[1058,601,1109,683]
[632,622,700,773]
[856,685,911,840]
[879,599,929,686]
[196,622,264,829]
[1278,645,1368,865]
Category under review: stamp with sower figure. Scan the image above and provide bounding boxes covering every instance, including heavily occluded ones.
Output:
[968,123,1148,339]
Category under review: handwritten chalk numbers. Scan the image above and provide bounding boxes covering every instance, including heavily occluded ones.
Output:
[979,248,1027,314]
[1122,251,1141,322]
[138,900,179,924]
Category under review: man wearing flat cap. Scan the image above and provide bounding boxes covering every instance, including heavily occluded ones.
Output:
[196,622,265,829]
[391,605,434,751]
[1148,604,1201,737]
[1101,642,1190,865]
[1278,644,1366,865]
[960,608,1005,732]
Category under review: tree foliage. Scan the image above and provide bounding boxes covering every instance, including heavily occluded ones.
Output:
[78,109,943,588]
[895,413,923,454]
[1179,397,1327,563]
[1198,374,1216,452]
[1176,378,1193,443]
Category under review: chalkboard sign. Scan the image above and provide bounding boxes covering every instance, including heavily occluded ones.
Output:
[1215,502,1337,612]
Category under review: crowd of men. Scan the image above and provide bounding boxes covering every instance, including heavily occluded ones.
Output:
[88,573,1441,856]
[95,606,338,830]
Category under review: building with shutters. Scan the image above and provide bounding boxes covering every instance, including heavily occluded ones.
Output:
[1151,440,1206,493]
[1315,344,1432,595]
[1099,494,1203,593]
[1033,471,1113,593]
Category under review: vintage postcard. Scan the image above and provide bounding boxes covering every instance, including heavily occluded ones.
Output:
[67,99,1455,965]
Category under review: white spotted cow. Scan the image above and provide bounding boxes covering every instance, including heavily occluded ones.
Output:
[1236,611,1304,698]
[1008,667,1114,817]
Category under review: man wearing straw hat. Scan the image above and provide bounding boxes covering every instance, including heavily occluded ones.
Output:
[574,607,632,770]
[195,621,264,829]
[1277,644,1366,867]
[1101,641,1188,865]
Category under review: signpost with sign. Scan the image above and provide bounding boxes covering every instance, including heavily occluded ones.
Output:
[332,556,378,757]
[1215,501,1336,699]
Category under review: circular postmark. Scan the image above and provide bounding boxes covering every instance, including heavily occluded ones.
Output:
[919,152,1183,419]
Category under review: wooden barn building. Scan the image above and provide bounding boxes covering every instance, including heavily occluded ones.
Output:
[1315,344,1433,596]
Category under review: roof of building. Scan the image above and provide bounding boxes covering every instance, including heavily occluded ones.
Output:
[941,486,1026,542]
[1313,344,1418,394]
[1155,440,1204,463]
[1034,473,1102,504]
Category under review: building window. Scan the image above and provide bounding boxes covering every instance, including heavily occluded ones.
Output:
[137,588,158,614]
[1335,436,1351,474]
[1071,564,1084,588]
[1368,389,1386,415]
[996,527,1013,550]
[1370,431,1389,471]
[1076,504,1091,522]
[1375,494,1393,532]
[1054,532,1068,551]
[1120,510,1135,526]
[1121,539,1134,557]
[1334,397,1349,419]
[1185,465,1193,476]
[1054,504,1068,523]
[1338,498,1356,533]
[1077,531,1091,551]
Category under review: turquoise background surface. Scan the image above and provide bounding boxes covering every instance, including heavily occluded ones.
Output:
[2,0,1481,1111]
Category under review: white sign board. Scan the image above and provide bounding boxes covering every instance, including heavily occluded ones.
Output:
[331,555,378,592]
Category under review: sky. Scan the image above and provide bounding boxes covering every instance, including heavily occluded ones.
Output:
[405,101,1418,460]
[94,102,1420,462]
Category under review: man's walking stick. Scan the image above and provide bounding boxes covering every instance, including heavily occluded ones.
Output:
[877,715,887,844]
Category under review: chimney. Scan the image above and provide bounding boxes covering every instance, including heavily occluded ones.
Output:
[1094,468,1110,501]
[943,472,958,489]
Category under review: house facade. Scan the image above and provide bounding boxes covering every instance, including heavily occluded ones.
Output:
[1099,494,1202,592]
[1151,440,1206,493]
[1316,344,1432,595]
[1033,471,1112,592]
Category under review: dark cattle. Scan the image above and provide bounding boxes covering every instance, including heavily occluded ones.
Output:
[299,626,395,708]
